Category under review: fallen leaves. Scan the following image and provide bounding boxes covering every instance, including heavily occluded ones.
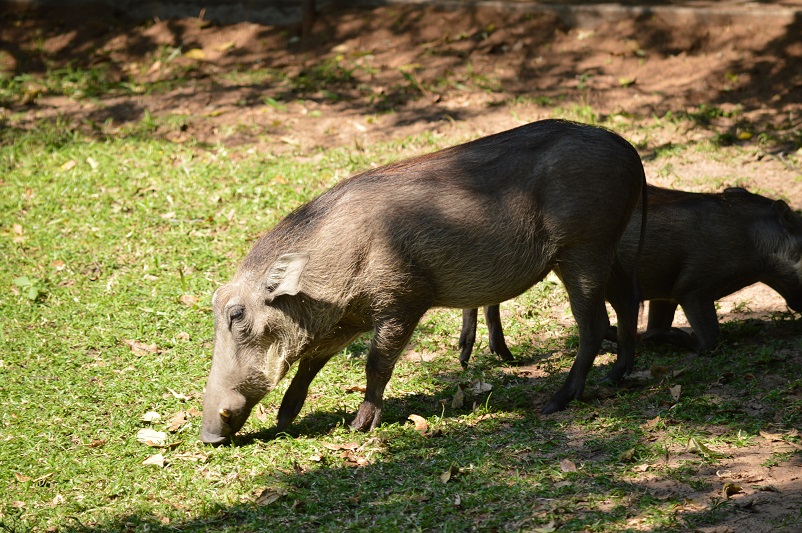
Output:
[619,448,637,462]
[255,487,288,506]
[184,48,206,60]
[136,428,169,447]
[143,453,166,468]
[408,414,429,434]
[166,387,193,401]
[173,451,208,462]
[686,437,723,460]
[124,339,159,356]
[167,410,191,433]
[559,458,578,473]
[722,482,743,499]
[531,521,557,533]
[669,384,682,402]
[317,438,385,468]
[14,472,54,486]
[469,380,493,394]
[136,406,199,461]
[439,464,460,483]
[141,411,162,423]
[759,428,802,449]
[178,294,200,307]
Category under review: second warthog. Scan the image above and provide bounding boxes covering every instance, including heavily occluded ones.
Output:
[460,185,802,367]
[199,119,647,444]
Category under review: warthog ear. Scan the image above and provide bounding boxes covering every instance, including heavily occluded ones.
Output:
[264,253,310,302]
[773,200,802,232]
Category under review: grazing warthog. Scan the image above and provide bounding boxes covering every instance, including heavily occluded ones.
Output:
[460,186,802,367]
[200,119,647,444]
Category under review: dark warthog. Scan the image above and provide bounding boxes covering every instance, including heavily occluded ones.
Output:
[460,186,802,365]
[200,119,647,444]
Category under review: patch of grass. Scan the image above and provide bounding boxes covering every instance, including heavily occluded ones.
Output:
[2,113,801,533]
[0,60,195,106]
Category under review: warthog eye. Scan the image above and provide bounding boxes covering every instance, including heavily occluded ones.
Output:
[228,305,245,327]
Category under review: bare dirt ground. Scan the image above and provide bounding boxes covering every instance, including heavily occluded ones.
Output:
[2,2,801,531]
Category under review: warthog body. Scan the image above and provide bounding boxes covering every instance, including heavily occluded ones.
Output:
[200,119,646,444]
[460,186,802,364]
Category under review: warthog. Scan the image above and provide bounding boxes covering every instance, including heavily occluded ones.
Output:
[200,119,646,444]
[460,186,802,367]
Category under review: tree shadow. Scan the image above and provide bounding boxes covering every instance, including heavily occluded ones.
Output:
[3,2,800,148]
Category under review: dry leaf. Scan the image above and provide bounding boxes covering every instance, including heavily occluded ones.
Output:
[30,473,53,486]
[340,450,370,467]
[86,157,99,170]
[204,108,229,118]
[143,453,166,467]
[309,454,323,462]
[470,381,492,394]
[687,437,718,458]
[141,411,162,423]
[759,430,785,442]
[167,411,188,432]
[532,521,557,533]
[440,464,459,483]
[755,484,779,492]
[52,494,65,506]
[216,41,235,52]
[627,369,653,381]
[722,483,742,499]
[12,223,23,235]
[345,385,367,393]
[184,48,206,60]
[408,414,429,433]
[669,384,682,402]
[124,339,158,355]
[559,458,577,472]
[14,472,31,482]
[166,387,191,401]
[60,160,77,171]
[51,260,66,271]
[619,448,636,462]
[452,386,464,409]
[252,403,270,423]
[136,428,168,447]
[255,487,286,506]
[179,294,199,306]
[640,416,661,430]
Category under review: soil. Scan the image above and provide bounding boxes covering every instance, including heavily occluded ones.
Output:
[2,2,801,530]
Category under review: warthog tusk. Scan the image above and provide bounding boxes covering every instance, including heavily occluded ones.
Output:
[219,408,231,422]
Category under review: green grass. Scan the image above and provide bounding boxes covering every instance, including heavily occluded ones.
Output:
[2,111,802,532]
